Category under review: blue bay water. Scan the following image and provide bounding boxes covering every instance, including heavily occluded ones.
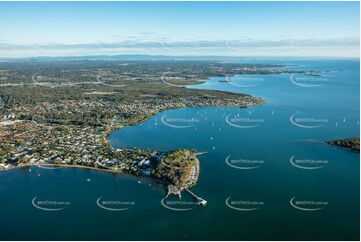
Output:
[0,58,359,240]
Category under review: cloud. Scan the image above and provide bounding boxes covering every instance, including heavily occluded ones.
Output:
[0,37,359,58]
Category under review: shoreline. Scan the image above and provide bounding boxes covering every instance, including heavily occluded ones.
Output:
[102,101,265,148]
[1,90,265,190]
[1,102,264,189]
[0,163,123,174]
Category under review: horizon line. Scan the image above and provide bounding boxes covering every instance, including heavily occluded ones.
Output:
[1,53,359,61]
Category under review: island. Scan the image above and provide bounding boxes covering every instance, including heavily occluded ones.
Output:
[326,137,360,153]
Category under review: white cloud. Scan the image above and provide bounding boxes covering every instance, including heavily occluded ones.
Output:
[0,37,359,58]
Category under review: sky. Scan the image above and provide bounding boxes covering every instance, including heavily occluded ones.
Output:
[0,1,359,58]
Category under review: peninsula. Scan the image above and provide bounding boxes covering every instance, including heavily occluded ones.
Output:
[0,60,313,195]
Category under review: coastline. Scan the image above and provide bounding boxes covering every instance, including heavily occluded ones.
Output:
[1,84,265,191]
[0,163,123,174]
[102,101,266,147]
[1,102,265,190]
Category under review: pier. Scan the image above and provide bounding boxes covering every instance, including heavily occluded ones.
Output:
[185,188,207,206]
[165,186,207,206]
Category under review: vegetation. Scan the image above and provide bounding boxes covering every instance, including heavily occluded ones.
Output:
[327,137,360,152]
[153,149,196,187]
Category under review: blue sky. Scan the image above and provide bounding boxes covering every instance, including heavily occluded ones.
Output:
[0,2,359,57]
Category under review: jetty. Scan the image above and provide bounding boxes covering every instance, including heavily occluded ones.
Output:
[166,185,207,206]
[185,188,207,206]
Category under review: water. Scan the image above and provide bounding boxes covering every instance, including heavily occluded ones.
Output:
[0,58,359,240]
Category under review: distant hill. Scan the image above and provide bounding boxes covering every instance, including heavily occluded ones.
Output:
[0,54,246,62]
